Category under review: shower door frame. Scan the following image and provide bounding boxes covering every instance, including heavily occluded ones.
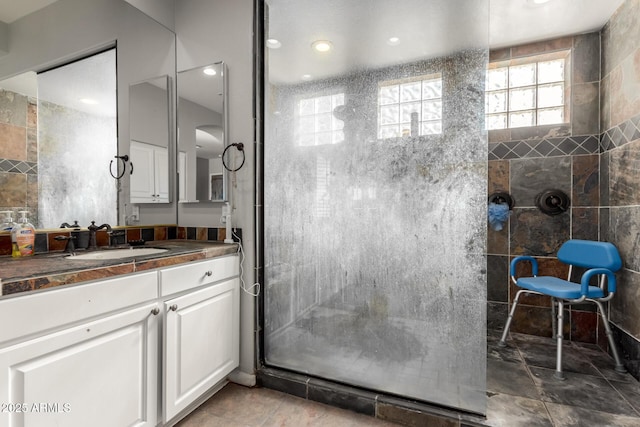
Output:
[253,0,487,417]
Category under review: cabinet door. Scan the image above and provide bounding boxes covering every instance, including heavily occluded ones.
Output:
[130,141,156,203]
[163,278,239,423]
[0,303,159,427]
[154,147,169,202]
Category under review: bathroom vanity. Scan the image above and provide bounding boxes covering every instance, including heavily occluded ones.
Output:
[0,241,239,427]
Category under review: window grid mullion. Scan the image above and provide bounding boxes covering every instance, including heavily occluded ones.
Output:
[487,57,566,130]
[534,62,539,126]
[506,66,512,128]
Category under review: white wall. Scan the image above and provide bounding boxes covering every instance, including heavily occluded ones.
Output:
[0,22,8,56]
[124,0,175,31]
[175,0,256,377]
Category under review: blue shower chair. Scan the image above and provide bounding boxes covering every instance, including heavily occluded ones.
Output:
[498,239,627,380]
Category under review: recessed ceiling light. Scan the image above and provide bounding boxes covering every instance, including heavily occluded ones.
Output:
[301,74,313,81]
[79,98,98,105]
[196,145,202,149]
[266,38,282,49]
[203,68,217,76]
[311,40,332,53]
[387,37,400,46]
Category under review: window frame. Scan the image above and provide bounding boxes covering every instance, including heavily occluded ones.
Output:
[377,73,443,139]
[295,91,345,146]
[485,49,571,131]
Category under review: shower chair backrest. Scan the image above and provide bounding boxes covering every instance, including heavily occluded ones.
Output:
[557,240,622,272]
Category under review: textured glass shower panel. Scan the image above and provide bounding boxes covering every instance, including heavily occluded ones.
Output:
[263,0,488,414]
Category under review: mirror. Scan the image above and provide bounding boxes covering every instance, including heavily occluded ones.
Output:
[0,0,176,228]
[177,62,228,203]
[0,49,118,228]
[129,75,170,204]
[39,49,118,228]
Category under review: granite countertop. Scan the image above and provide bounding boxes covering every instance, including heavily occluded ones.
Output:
[0,240,238,298]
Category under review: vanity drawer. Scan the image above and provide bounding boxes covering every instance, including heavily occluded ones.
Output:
[159,255,239,296]
[0,271,158,346]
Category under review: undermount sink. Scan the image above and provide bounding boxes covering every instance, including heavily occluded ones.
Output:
[66,247,168,261]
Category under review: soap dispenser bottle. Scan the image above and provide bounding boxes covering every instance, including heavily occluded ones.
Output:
[11,211,35,257]
[0,211,16,232]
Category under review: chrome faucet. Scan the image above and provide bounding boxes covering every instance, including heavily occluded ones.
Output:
[87,221,112,249]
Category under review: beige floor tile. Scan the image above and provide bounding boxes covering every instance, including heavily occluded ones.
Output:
[321,405,401,427]
[176,408,251,427]
[200,384,285,426]
[262,395,330,426]
[262,394,399,427]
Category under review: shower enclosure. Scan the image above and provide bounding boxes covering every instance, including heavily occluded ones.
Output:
[261,0,489,414]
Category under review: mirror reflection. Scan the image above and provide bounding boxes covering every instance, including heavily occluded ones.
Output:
[177,62,227,203]
[129,75,170,204]
[0,0,177,229]
[0,49,118,228]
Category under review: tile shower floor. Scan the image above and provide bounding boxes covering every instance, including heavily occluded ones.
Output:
[178,330,640,427]
[485,329,640,426]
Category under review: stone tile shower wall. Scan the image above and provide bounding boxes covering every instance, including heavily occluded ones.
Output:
[600,0,640,379]
[487,34,604,344]
[0,89,38,223]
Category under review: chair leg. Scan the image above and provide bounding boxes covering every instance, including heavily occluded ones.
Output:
[498,289,527,347]
[551,298,557,339]
[554,300,565,380]
[594,300,627,374]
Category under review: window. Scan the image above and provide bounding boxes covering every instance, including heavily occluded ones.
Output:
[485,54,567,130]
[297,93,345,146]
[378,74,442,138]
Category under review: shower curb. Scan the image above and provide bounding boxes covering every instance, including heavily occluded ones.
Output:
[257,367,489,427]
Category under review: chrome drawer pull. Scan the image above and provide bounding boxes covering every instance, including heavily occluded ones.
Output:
[204,271,213,277]
[150,307,160,316]
[169,304,178,311]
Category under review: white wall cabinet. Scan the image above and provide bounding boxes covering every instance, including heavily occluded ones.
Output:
[130,140,170,203]
[0,255,240,427]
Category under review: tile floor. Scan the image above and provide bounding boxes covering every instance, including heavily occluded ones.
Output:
[485,329,640,426]
[175,382,401,427]
[178,330,640,427]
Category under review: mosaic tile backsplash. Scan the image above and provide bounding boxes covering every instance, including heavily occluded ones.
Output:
[0,226,242,257]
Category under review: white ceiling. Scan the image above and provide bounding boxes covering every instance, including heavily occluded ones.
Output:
[0,0,626,46]
[265,0,625,83]
[0,0,627,87]
[37,48,117,117]
[490,0,624,48]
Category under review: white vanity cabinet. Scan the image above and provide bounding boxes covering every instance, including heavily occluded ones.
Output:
[0,271,160,427]
[130,140,170,203]
[160,256,240,424]
[0,254,240,427]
